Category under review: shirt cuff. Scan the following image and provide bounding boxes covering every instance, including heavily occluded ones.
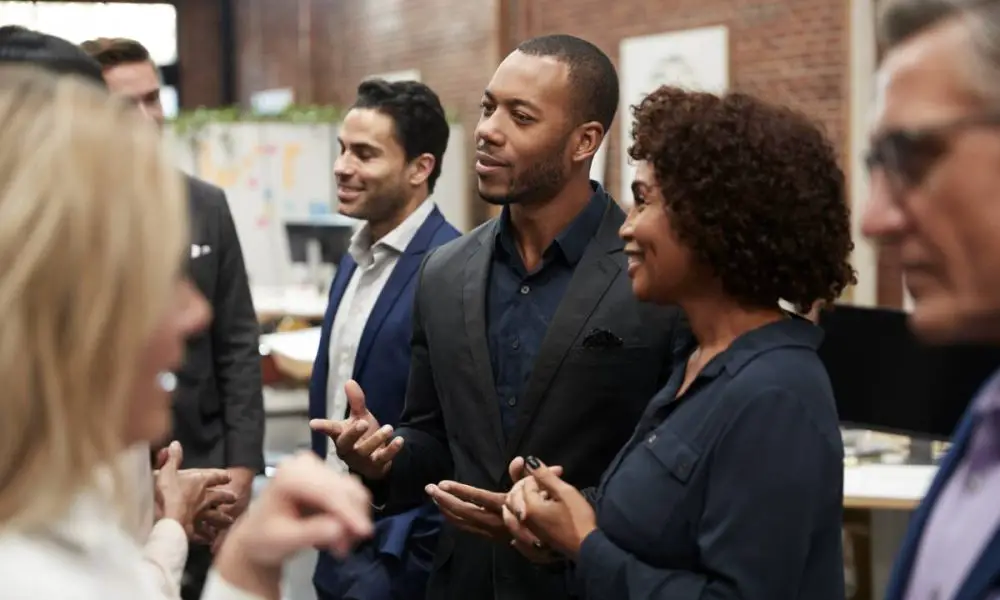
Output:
[201,569,267,600]
[576,528,624,591]
[145,518,189,575]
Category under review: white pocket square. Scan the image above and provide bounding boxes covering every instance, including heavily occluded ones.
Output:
[191,244,212,259]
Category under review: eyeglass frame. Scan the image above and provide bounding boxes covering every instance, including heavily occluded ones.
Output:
[864,112,1000,200]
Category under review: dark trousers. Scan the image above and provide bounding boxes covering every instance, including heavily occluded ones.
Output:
[180,543,213,600]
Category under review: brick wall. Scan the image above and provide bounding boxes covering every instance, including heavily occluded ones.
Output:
[179,0,848,217]
[518,0,849,204]
[175,0,893,305]
[220,0,500,223]
[175,0,222,108]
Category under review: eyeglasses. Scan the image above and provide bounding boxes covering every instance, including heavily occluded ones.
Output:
[864,112,1000,195]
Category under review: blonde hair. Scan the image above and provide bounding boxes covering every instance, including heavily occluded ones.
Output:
[0,66,187,531]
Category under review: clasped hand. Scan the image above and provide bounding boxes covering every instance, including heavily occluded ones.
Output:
[154,441,237,541]
[309,379,403,480]
[424,456,571,564]
[501,457,597,561]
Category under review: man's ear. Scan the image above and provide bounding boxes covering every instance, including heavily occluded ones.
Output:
[408,153,436,187]
[571,122,604,164]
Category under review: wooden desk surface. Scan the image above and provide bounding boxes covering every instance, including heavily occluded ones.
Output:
[253,286,328,322]
[842,463,935,511]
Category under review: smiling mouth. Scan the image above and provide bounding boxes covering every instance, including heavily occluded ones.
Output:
[338,186,364,200]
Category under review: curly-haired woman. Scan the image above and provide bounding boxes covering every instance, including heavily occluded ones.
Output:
[503,86,855,600]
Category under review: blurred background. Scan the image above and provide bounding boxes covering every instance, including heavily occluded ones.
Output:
[0,2,949,599]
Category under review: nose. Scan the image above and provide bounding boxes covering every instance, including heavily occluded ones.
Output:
[619,207,637,242]
[475,113,504,149]
[333,152,353,178]
[860,171,908,242]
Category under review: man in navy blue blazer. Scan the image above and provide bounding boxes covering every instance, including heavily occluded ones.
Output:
[307,79,459,600]
[863,2,1000,600]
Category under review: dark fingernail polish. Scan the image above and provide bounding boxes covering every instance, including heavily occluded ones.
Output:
[525,456,541,470]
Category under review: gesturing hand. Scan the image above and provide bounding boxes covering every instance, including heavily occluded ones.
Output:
[214,452,374,599]
[425,459,562,546]
[309,379,403,480]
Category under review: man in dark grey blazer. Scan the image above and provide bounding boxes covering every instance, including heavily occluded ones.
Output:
[82,37,264,600]
[314,35,685,600]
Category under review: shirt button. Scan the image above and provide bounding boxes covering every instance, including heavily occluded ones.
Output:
[966,475,981,492]
[929,588,940,600]
[520,284,530,295]
[647,433,657,444]
[511,337,520,350]
[507,397,517,407]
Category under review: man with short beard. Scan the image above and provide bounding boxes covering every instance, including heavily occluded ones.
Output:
[311,34,686,600]
[307,78,460,600]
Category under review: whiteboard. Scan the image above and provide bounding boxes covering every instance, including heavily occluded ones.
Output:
[619,26,729,206]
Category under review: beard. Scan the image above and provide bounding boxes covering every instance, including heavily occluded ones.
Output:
[478,130,573,206]
[478,153,568,206]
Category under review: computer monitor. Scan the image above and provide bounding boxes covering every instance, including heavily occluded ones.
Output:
[817,304,1000,439]
[284,219,355,266]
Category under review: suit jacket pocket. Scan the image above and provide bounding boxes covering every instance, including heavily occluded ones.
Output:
[602,428,701,555]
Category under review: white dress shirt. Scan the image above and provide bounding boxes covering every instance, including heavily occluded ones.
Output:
[325,200,435,469]
[118,442,191,599]
[0,484,259,600]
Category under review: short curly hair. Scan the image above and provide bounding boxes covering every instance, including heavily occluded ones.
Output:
[629,86,856,312]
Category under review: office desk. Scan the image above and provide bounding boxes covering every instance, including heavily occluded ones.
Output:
[253,285,327,322]
[260,327,321,381]
[842,463,937,600]
[843,463,935,511]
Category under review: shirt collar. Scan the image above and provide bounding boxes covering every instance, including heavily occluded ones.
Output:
[494,181,608,266]
[673,314,826,380]
[349,200,435,266]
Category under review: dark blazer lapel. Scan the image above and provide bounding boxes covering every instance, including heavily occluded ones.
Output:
[955,529,1000,600]
[463,220,506,454]
[884,411,977,600]
[308,254,357,455]
[504,200,626,456]
[354,207,446,377]
[950,412,1000,600]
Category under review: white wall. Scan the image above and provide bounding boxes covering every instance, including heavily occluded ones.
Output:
[849,0,880,307]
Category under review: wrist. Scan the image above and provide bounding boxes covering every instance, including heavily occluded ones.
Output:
[162,502,189,527]
[568,525,597,561]
[214,527,281,598]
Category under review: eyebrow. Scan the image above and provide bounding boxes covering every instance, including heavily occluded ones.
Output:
[337,138,382,154]
[483,89,542,114]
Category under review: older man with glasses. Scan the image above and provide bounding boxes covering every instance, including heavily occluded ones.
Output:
[862,1,1000,599]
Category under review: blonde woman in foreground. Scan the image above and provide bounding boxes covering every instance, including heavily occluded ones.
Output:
[0,65,373,600]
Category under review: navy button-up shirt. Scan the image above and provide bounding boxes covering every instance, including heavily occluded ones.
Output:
[486,183,608,437]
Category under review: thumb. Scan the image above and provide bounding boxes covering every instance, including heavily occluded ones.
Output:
[508,456,525,482]
[162,441,183,472]
[524,457,566,499]
[345,380,368,417]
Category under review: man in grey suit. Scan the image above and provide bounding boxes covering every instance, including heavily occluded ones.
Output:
[81,37,264,600]
[313,35,685,600]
